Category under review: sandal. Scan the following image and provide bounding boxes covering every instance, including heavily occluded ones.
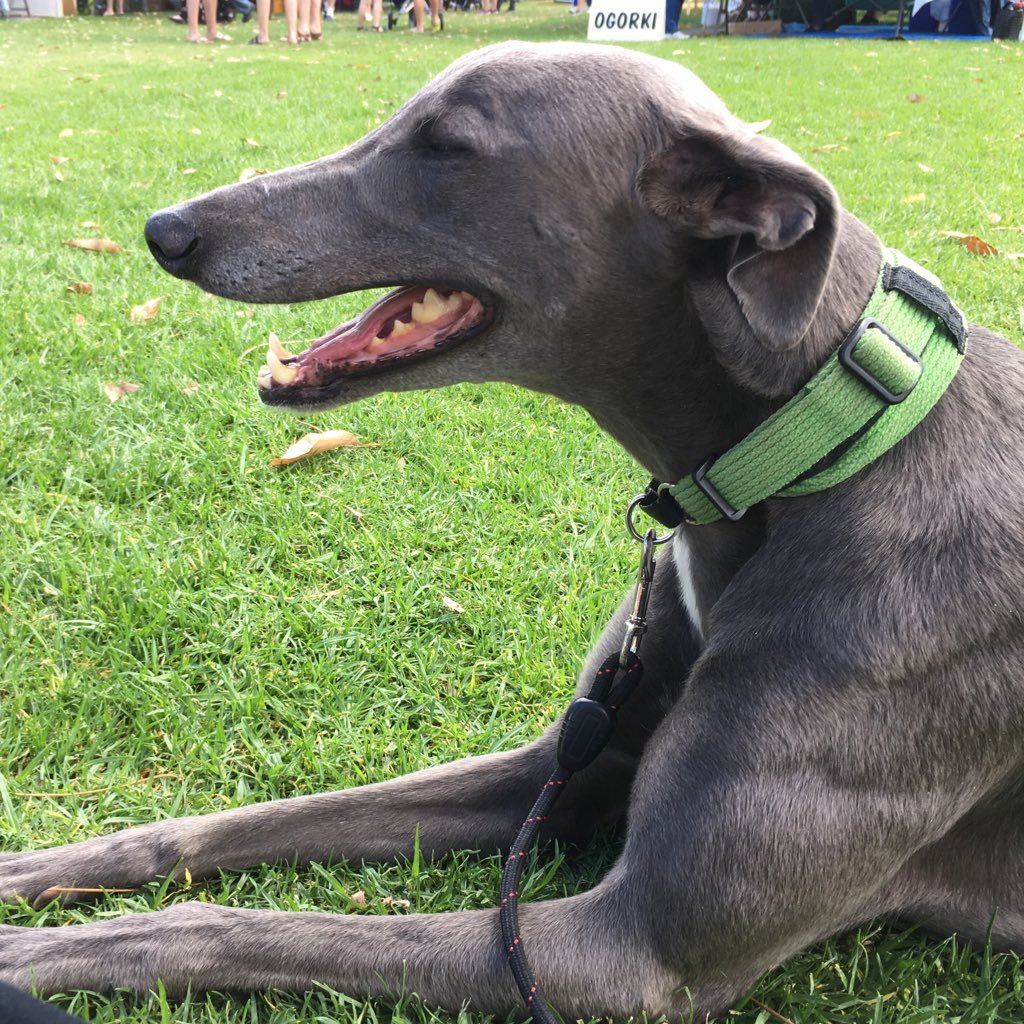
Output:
[248,34,269,42]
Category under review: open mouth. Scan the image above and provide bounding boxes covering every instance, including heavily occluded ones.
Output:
[257,285,492,407]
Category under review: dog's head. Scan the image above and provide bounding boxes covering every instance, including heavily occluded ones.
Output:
[146,42,865,413]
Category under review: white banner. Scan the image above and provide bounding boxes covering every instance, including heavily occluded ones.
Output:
[587,0,665,40]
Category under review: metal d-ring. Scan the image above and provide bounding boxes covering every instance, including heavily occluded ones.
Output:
[625,494,676,545]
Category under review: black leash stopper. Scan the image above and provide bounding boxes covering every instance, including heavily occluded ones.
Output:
[499,494,675,1024]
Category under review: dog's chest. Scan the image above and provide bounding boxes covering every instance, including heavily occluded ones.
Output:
[672,532,704,641]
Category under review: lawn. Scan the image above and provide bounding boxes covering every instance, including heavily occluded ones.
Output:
[1,5,1023,1022]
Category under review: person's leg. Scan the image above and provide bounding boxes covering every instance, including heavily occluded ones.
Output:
[371,0,381,27]
[203,0,225,38]
[186,0,204,40]
[309,0,322,37]
[296,0,311,39]
[411,0,423,30]
[356,0,368,29]
[253,0,270,41]
[281,0,298,40]
[665,0,681,32]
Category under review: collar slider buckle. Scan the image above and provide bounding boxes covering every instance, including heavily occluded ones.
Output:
[838,317,922,405]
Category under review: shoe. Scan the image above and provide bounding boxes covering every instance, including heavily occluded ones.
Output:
[666,29,689,36]
[242,8,251,20]
[248,33,268,41]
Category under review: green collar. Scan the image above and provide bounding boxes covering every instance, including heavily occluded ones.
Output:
[642,250,968,527]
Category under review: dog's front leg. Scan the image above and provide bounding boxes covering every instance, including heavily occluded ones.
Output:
[0,562,697,907]
[0,887,683,1019]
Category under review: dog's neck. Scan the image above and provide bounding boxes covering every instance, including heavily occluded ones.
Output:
[584,211,882,489]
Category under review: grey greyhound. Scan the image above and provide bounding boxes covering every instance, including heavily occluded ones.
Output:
[2,40,1023,1023]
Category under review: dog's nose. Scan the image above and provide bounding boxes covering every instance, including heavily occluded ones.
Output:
[145,208,201,277]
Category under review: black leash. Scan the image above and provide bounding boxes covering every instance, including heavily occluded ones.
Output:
[498,503,672,1023]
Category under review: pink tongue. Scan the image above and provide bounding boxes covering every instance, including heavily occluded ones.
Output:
[302,287,430,364]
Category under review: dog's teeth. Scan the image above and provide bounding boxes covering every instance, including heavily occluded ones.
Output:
[268,332,294,361]
[412,288,447,324]
[258,365,273,389]
[368,335,388,349]
[267,347,299,385]
[390,319,414,338]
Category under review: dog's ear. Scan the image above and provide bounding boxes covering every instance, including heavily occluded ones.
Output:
[637,131,840,351]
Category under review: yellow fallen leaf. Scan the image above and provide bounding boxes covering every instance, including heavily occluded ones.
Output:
[73,313,88,327]
[917,162,934,174]
[130,297,162,324]
[80,220,103,230]
[181,167,198,176]
[67,281,93,294]
[53,169,64,183]
[183,381,201,394]
[238,167,268,182]
[58,127,75,138]
[104,381,140,403]
[64,238,123,254]
[901,194,926,204]
[270,430,376,467]
[243,137,261,147]
[50,155,71,165]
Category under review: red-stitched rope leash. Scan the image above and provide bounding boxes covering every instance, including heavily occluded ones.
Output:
[499,511,671,1024]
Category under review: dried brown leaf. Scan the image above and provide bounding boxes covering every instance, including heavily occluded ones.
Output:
[940,231,998,256]
[53,169,64,183]
[442,595,465,614]
[73,313,88,327]
[381,896,411,909]
[906,93,926,103]
[271,429,375,467]
[238,167,268,182]
[104,381,140,403]
[130,297,162,324]
[183,381,201,394]
[67,281,93,295]
[50,155,71,165]
[350,890,367,906]
[63,237,123,254]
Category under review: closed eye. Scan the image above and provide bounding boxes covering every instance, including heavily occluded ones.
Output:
[413,117,474,157]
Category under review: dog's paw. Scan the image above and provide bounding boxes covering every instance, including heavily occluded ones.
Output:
[0,829,172,907]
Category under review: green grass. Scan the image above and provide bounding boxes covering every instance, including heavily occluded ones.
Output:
[1,6,1024,1022]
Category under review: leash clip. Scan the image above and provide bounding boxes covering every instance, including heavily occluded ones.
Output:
[621,496,674,667]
